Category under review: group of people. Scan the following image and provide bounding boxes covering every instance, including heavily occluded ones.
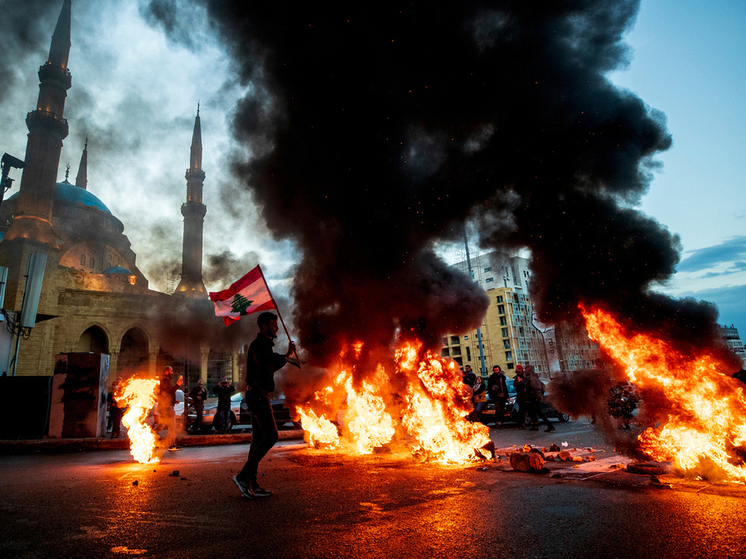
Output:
[461,362,556,432]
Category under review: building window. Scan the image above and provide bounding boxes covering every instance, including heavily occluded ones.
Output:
[496,295,503,303]
[441,348,449,357]
[505,351,512,361]
[80,255,86,266]
[502,327,509,338]
[450,335,459,345]
[503,339,511,349]
[89,259,95,269]
[484,267,492,272]
[500,316,507,326]
[498,305,505,314]
[99,258,103,270]
[466,347,471,361]
[507,363,514,370]
[464,335,469,340]
[485,277,494,283]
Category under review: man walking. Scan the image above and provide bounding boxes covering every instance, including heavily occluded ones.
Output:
[233,312,295,499]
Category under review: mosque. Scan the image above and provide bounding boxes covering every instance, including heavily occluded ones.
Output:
[0,0,240,387]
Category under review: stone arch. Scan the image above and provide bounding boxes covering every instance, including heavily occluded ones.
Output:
[75,324,109,354]
[116,326,150,378]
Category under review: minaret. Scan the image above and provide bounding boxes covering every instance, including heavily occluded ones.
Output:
[173,106,207,298]
[75,138,87,190]
[3,0,72,247]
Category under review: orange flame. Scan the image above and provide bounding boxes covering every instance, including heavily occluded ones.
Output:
[582,304,746,482]
[118,378,160,464]
[296,340,491,463]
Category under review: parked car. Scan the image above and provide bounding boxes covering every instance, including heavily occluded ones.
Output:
[478,378,570,425]
[187,391,300,431]
[143,389,185,428]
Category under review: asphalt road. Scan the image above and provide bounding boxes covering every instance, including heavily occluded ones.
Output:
[1,419,744,559]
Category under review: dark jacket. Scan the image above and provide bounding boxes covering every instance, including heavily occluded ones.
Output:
[213,384,235,408]
[158,376,179,406]
[513,373,529,402]
[462,371,477,388]
[487,372,508,401]
[246,332,287,393]
[189,386,207,412]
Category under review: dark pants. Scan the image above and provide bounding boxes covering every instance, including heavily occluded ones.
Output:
[492,397,508,422]
[527,399,551,427]
[516,396,527,426]
[110,407,123,438]
[193,404,204,432]
[238,390,278,482]
[215,404,231,431]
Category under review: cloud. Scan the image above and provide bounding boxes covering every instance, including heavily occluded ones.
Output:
[677,236,746,273]
[678,283,746,337]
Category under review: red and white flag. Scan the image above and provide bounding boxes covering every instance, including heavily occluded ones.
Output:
[209,266,276,326]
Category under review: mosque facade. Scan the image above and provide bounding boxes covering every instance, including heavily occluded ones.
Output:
[0,0,238,388]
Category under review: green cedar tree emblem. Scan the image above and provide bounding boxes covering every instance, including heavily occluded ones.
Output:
[231,293,253,314]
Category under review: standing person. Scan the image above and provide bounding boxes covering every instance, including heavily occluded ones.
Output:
[591,358,604,424]
[462,364,476,388]
[524,364,555,432]
[513,365,529,429]
[213,378,235,433]
[233,312,296,499]
[472,374,487,422]
[157,366,183,450]
[487,365,509,427]
[189,378,207,434]
[107,377,124,439]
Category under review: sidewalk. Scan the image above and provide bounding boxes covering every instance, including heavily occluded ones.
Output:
[0,428,304,455]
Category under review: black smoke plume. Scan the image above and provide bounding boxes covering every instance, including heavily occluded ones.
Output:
[169,0,738,369]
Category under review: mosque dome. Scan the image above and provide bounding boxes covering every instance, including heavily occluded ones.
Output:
[5,180,111,213]
[103,265,134,275]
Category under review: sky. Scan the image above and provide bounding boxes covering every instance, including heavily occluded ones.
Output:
[1,0,744,338]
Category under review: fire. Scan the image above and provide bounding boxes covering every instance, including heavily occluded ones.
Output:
[117,377,160,464]
[582,305,746,482]
[296,340,491,463]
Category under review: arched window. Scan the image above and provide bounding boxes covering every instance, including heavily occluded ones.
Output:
[118,327,149,376]
[89,258,95,268]
[80,255,86,266]
[75,326,109,354]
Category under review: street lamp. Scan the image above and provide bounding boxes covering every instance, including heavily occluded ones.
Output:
[1,153,25,213]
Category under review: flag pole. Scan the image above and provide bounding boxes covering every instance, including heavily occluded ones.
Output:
[257,265,299,361]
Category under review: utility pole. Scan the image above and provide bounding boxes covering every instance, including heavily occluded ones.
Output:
[463,227,487,375]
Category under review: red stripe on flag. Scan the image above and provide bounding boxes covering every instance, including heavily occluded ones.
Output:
[209,265,264,303]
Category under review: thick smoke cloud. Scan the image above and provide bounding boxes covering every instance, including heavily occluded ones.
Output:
[154,0,734,367]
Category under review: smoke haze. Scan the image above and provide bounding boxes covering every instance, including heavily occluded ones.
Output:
[158,0,735,367]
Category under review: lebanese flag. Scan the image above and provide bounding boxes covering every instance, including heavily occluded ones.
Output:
[209,266,276,326]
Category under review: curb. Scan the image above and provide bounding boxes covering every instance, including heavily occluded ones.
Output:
[0,429,304,455]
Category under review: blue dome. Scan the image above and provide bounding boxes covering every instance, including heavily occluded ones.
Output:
[103,266,133,275]
[55,180,111,213]
[5,180,111,214]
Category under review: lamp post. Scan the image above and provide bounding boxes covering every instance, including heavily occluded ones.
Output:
[1,153,25,213]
